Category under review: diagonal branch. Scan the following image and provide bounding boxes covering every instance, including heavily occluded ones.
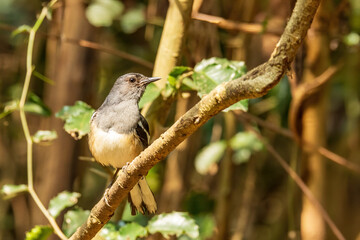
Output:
[245,124,345,240]
[69,0,321,239]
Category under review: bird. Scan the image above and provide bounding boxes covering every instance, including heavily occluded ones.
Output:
[88,73,160,215]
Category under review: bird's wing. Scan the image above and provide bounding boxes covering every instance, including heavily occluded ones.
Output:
[135,114,150,148]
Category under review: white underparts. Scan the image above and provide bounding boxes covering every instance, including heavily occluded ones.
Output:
[89,127,143,168]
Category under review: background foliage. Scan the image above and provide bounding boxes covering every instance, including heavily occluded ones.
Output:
[1,0,360,239]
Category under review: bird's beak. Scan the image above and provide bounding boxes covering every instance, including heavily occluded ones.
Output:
[141,77,161,85]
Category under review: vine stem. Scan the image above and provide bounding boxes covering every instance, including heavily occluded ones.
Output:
[18,1,67,239]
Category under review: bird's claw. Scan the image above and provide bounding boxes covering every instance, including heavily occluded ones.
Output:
[122,162,130,173]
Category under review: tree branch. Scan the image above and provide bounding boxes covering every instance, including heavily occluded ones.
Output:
[69,0,321,239]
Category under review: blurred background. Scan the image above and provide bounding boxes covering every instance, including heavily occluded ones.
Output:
[1,0,360,239]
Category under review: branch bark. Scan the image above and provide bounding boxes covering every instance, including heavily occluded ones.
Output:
[69,0,321,239]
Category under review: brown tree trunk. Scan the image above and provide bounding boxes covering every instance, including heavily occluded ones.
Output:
[31,0,97,225]
[215,112,236,240]
[158,93,200,212]
[300,2,332,239]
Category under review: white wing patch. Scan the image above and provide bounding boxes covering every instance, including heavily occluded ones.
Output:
[138,120,150,144]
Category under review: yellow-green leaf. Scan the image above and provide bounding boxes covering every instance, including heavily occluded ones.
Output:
[25,225,53,240]
[55,101,95,140]
[32,130,57,144]
[1,184,28,199]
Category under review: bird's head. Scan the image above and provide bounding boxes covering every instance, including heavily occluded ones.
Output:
[109,73,161,103]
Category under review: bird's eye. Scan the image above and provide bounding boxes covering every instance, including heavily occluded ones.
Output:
[129,77,136,83]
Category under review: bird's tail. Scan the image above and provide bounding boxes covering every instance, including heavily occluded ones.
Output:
[128,177,157,215]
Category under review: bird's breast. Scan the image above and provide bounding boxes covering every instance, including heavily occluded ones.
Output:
[89,124,144,168]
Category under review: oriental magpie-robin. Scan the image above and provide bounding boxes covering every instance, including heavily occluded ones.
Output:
[88,73,160,215]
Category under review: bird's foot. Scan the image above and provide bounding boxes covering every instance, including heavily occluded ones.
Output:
[121,162,130,173]
[104,168,121,208]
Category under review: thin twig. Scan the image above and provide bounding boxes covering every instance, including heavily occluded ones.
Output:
[192,12,281,35]
[245,125,345,240]
[238,111,360,174]
[289,65,340,142]
[18,1,67,239]
[57,37,154,69]
[0,23,154,69]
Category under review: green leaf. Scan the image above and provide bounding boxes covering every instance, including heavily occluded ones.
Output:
[25,225,53,240]
[223,99,248,112]
[344,32,360,46]
[86,0,124,27]
[195,214,215,240]
[25,93,51,116]
[62,208,90,237]
[0,100,18,119]
[148,212,199,239]
[181,77,198,91]
[229,131,263,164]
[48,191,81,218]
[194,141,227,175]
[169,66,192,79]
[1,93,51,119]
[233,149,252,164]
[229,131,262,150]
[86,4,113,27]
[120,5,146,34]
[100,221,147,240]
[193,57,248,111]
[32,130,57,144]
[118,222,147,240]
[139,83,161,109]
[55,101,95,140]
[121,202,149,225]
[147,164,162,193]
[167,66,192,88]
[98,223,118,240]
[11,24,31,37]
[1,184,28,199]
